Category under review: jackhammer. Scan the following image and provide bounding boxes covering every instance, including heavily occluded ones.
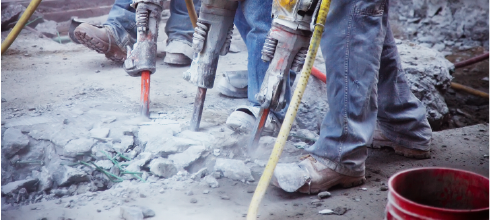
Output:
[123,0,165,117]
[248,0,321,152]
[183,0,240,131]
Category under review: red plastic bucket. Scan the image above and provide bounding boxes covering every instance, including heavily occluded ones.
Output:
[385,167,489,220]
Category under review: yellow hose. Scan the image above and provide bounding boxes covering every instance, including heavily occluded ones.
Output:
[184,0,198,28]
[246,0,332,219]
[1,0,43,55]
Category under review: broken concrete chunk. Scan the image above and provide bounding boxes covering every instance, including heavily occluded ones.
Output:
[168,145,206,169]
[52,165,90,187]
[319,209,334,215]
[95,160,113,170]
[214,158,254,182]
[190,168,208,180]
[177,130,215,145]
[1,178,39,195]
[91,142,114,160]
[120,206,144,220]
[90,127,110,139]
[32,167,53,192]
[145,137,201,157]
[63,138,94,158]
[2,128,30,158]
[113,136,134,153]
[140,206,155,218]
[202,175,219,188]
[294,129,319,141]
[149,158,177,178]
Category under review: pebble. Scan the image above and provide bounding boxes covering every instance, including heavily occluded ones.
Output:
[319,209,334,215]
[186,190,194,196]
[97,209,101,213]
[361,188,367,191]
[95,70,100,73]
[140,193,147,198]
[190,198,198,203]
[213,149,221,156]
[380,186,389,191]
[220,195,230,200]
[247,189,254,193]
[317,191,331,199]
[203,190,210,194]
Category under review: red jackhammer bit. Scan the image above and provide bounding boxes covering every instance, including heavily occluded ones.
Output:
[123,0,164,117]
[248,0,321,153]
[183,0,240,131]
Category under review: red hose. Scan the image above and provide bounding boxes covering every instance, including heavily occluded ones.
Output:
[311,66,326,83]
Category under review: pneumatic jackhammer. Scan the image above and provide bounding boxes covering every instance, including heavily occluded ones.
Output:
[248,0,321,152]
[123,0,164,117]
[183,0,240,131]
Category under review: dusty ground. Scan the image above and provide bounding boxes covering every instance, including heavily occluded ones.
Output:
[1,20,489,220]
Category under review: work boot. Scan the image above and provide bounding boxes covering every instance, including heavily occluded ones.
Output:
[217,70,248,98]
[370,128,431,159]
[225,106,280,136]
[74,23,126,63]
[272,155,366,194]
[164,40,193,65]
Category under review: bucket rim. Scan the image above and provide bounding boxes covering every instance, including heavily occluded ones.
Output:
[388,167,489,213]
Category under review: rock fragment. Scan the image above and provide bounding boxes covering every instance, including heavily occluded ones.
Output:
[214,158,254,182]
[63,138,94,158]
[168,145,206,169]
[149,158,177,178]
[1,179,38,195]
[2,128,29,158]
[317,191,331,199]
[202,175,219,188]
[52,165,90,187]
[120,206,144,220]
[90,127,110,139]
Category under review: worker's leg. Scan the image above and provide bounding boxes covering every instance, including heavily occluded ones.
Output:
[164,0,201,65]
[104,0,137,51]
[233,0,274,107]
[74,0,134,62]
[375,21,432,151]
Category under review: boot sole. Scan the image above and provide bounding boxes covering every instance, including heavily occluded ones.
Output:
[370,141,430,159]
[74,28,125,63]
[299,177,366,194]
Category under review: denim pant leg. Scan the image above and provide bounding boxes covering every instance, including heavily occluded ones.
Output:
[377,22,432,149]
[165,0,201,45]
[306,0,391,177]
[234,0,272,106]
[234,0,292,121]
[104,0,137,50]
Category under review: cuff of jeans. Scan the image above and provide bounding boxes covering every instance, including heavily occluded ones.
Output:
[310,154,365,177]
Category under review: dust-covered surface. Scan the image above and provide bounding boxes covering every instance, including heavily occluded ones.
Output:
[1,3,489,220]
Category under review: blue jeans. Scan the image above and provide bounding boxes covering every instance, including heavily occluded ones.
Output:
[305,0,432,177]
[234,0,293,121]
[104,0,201,50]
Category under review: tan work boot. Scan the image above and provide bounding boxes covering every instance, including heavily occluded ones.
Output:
[272,155,365,194]
[370,129,430,159]
[74,23,126,63]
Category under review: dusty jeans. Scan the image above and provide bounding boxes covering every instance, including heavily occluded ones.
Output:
[305,0,432,177]
[104,0,201,50]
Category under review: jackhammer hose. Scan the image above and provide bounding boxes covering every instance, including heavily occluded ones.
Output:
[246,0,332,219]
[1,0,43,55]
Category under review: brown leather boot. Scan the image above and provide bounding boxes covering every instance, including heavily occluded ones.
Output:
[74,23,126,63]
[371,129,431,159]
[272,155,366,194]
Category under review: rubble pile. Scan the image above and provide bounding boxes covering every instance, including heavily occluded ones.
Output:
[390,0,489,51]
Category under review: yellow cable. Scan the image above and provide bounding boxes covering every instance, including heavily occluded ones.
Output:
[1,0,43,55]
[246,0,332,219]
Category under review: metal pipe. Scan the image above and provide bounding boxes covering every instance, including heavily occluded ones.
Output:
[454,52,489,69]
[246,0,332,219]
[450,82,489,99]
[1,0,43,55]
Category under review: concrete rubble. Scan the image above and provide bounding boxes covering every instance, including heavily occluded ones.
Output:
[0,0,487,218]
